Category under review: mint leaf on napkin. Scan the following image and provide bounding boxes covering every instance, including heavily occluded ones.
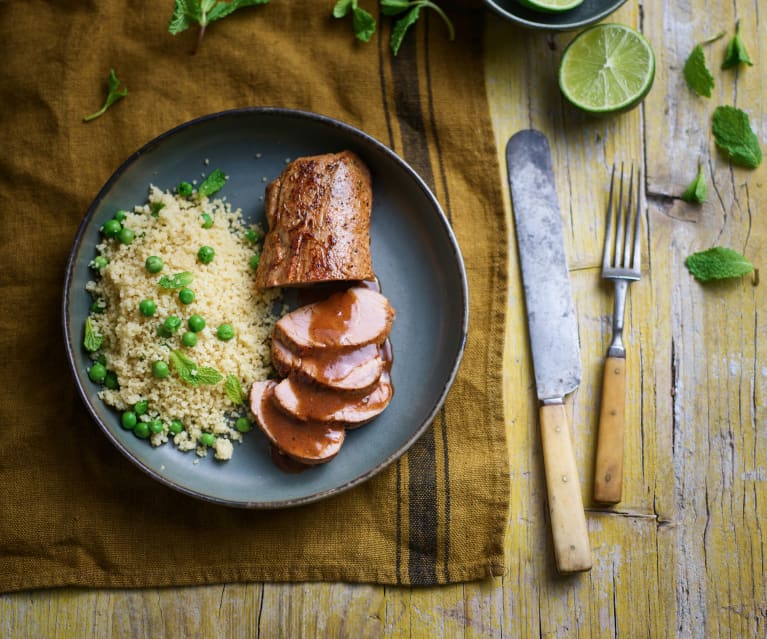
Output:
[333,0,376,42]
[685,247,754,282]
[83,69,127,122]
[169,0,269,53]
[381,1,455,56]
[681,163,707,204]
[722,22,753,69]
[712,105,762,168]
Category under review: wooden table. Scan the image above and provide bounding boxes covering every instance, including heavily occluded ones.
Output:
[3,3,765,636]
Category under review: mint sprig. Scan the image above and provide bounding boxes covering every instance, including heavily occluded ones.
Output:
[712,105,762,169]
[169,349,223,387]
[683,32,725,98]
[382,1,454,56]
[685,247,754,282]
[169,0,270,53]
[333,0,376,42]
[83,69,128,122]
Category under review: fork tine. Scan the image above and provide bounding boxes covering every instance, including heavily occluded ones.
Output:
[631,167,642,271]
[614,162,626,267]
[622,165,635,268]
[602,164,616,271]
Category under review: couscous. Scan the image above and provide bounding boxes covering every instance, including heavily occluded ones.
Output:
[84,175,283,460]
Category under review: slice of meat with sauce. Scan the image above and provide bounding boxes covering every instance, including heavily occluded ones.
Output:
[272,372,393,427]
[274,286,394,353]
[255,150,374,288]
[272,337,384,392]
[249,381,345,465]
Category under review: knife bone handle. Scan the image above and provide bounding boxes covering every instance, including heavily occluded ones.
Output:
[539,401,592,573]
[593,356,626,504]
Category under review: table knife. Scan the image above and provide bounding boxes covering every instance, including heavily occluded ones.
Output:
[506,129,591,573]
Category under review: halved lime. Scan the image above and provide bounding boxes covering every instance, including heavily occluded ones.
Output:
[516,0,585,12]
[558,23,655,114]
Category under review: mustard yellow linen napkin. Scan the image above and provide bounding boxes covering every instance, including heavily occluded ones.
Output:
[0,0,508,591]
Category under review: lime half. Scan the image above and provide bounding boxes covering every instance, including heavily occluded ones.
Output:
[516,0,585,12]
[558,23,655,114]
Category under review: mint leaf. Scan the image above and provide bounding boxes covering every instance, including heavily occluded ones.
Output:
[225,374,246,404]
[684,45,715,97]
[198,169,227,198]
[685,247,754,282]
[332,0,355,18]
[722,22,753,69]
[83,69,128,122]
[382,1,454,56]
[352,7,376,42]
[681,163,707,204]
[391,6,420,55]
[83,317,104,352]
[712,105,762,169]
[381,0,411,14]
[197,367,223,385]
[158,272,194,290]
[169,349,198,386]
[168,0,269,53]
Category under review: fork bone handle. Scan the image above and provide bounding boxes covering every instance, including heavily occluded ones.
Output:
[593,356,626,504]
[539,401,592,573]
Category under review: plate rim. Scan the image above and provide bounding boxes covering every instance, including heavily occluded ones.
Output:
[483,0,628,30]
[62,106,469,509]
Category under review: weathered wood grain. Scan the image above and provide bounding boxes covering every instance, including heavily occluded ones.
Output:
[2,2,765,636]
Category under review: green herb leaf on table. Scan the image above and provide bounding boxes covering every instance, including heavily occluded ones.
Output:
[83,317,104,352]
[712,105,762,169]
[197,169,228,198]
[168,0,269,53]
[225,374,246,404]
[158,272,195,290]
[683,32,725,98]
[685,247,754,282]
[681,163,707,204]
[83,69,128,122]
[722,22,753,69]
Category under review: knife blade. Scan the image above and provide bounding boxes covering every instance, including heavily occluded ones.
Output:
[506,129,591,573]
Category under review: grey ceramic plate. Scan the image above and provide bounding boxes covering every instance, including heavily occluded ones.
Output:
[485,0,627,30]
[63,107,468,508]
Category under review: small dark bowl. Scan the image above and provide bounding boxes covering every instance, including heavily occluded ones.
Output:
[484,0,628,31]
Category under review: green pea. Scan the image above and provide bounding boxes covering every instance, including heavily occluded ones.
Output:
[104,370,119,390]
[133,421,150,439]
[181,331,198,347]
[90,255,109,271]
[235,417,252,433]
[199,433,216,447]
[197,245,215,264]
[139,299,156,317]
[134,400,148,416]
[216,323,235,341]
[179,288,195,305]
[169,419,184,434]
[177,181,194,197]
[145,255,164,273]
[88,362,107,383]
[149,419,164,434]
[200,213,214,229]
[102,219,122,238]
[163,315,182,334]
[244,228,262,243]
[249,253,260,270]
[121,411,137,430]
[188,314,206,332]
[152,360,170,379]
[118,227,135,245]
[113,209,128,222]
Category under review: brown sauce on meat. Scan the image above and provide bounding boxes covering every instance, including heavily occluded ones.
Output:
[259,384,344,462]
[307,289,356,344]
[306,342,379,385]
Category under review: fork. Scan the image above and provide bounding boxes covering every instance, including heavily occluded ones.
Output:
[593,163,642,505]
